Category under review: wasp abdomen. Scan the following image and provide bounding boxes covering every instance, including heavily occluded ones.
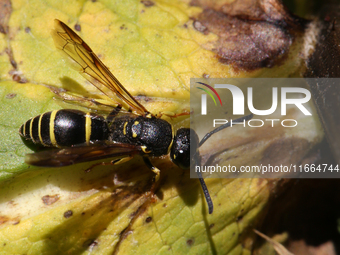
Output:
[19,109,109,147]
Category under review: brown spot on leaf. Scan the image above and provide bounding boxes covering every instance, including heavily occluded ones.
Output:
[187,238,194,246]
[0,0,11,34]
[7,200,16,206]
[191,0,307,70]
[5,93,16,99]
[135,94,153,103]
[10,59,17,69]
[42,194,60,205]
[145,216,152,223]
[120,24,127,30]
[5,47,17,69]
[25,27,31,33]
[63,210,73,218]
[196,9,293,69]
[74,23,81,32]
[0,216,20,225]
[0,216,9,225]
[141,0,154,7]
[191,0,304,27]
[5,48,18,70]
[12,73,27,83]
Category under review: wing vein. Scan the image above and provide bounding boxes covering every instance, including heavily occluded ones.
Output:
[52,19,151,116]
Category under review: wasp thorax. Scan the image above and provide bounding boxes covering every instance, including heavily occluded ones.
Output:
[134,117,173,156]
[110,116,173,157]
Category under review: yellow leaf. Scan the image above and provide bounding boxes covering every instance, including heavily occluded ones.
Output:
[0,0,323,254]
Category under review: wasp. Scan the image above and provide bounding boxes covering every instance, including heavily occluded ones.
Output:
[19,19,252,214]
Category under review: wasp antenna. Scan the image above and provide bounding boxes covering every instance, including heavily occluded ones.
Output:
[199,114,253,147]
[196,170,213,214]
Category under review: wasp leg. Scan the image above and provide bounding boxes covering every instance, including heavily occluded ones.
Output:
[49,86,120,112]
[85,157,132,173]
[143,157,160,183]
[106,105,123,123]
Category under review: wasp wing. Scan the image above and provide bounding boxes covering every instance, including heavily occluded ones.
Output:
[51,19,150,117]
[25,143,142,167]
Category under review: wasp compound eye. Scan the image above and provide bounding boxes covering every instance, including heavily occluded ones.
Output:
[170,128,199,169]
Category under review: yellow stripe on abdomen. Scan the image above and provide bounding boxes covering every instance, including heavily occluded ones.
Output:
[85,112,92,145]
[29,118,34,143]
[38,113,48,146]
[49,110,58,147]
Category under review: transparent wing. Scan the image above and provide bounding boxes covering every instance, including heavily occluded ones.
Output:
[51,19,151,116]
[25,143,142,167]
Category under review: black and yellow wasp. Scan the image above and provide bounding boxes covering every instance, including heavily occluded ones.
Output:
[19,19,252,214]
